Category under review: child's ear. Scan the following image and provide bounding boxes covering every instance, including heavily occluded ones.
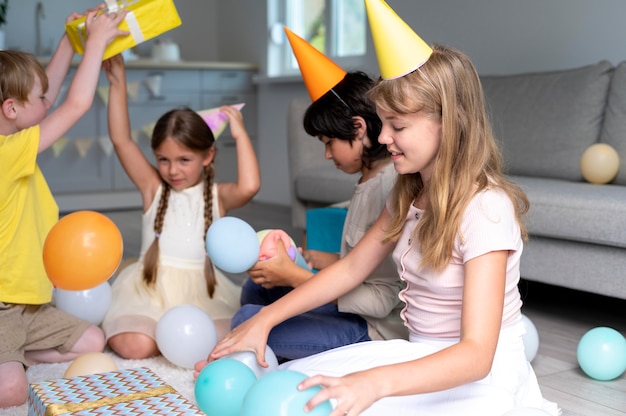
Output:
[352,116,371,147]
[203,146,216,166]
[1,98,18,120]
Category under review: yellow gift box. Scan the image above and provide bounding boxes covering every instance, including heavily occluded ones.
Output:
[65,0,182,61]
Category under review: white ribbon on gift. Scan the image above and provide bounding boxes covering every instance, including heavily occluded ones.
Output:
[76,0,145,48]
[104,0,145,44]
[122,12,145,44]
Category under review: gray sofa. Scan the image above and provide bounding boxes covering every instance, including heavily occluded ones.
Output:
[287,60,626,300]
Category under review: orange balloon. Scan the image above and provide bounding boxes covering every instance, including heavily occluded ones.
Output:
[43,211,123,290]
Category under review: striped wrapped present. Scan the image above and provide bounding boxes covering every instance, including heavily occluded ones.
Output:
[28,367,202,415]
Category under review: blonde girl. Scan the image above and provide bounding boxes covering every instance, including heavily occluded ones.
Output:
[209,45,558,416]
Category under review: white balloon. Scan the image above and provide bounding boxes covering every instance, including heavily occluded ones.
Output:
[155,304,218,369]
[224,346,279,379]
[502,408,553,415]
[521,314,539,362]
[53,281,112,325]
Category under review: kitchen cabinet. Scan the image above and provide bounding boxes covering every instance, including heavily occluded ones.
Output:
[37,60,258,213]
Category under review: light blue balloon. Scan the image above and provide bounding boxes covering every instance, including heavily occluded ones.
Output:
[156,304,217,369]
[194,358,257,416]
[205,217,260,273]
[53,281,112,325]
[240,370,333,416]
[577,326,626,381]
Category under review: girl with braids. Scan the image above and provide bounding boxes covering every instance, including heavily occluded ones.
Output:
[208,41,559,416]
[101,54,260,360]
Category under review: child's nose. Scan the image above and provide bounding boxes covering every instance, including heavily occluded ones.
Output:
[378,132,391,145]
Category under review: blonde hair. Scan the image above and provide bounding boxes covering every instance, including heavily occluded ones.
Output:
[369,44,529,272]
[0,50,48,103]
[142,108,218,297]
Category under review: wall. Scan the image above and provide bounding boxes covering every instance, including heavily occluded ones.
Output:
[389,0,626,75]
[3,1,218,60]
[5,1,626,206]
[216,0,626,206]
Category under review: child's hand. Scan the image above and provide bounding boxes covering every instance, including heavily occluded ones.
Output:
[220,105,247,141]
[210,315,272,369]
[65,4,106,24]
[299,371,381,416]
[249,240,305,288]
[84,9,129,47]
[103,54,125,85]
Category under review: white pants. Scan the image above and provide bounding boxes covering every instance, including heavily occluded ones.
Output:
[281,320,560,416]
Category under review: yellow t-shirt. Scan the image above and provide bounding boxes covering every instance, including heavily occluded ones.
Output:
[0,126,58,304]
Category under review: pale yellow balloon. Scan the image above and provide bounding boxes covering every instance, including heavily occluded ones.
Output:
[256,229,272,245]
[580,143,620,184]
[63,352,118,378]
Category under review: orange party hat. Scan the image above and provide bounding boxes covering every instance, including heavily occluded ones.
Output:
[284,26,347,102]
[365,0,432,79]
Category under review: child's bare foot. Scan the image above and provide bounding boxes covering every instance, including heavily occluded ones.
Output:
[193,359,209,379]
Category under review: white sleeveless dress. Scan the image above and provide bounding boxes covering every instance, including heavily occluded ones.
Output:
[102,182,241,340]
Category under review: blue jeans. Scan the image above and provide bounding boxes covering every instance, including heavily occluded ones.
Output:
[233,278,370,361]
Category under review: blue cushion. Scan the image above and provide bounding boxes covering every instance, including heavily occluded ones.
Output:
[481,60,613,181]
[305,207,348,253]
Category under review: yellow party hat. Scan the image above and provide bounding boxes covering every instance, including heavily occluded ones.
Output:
[284,26,347,102]
[365,0,433,79]
[197,103,245,139]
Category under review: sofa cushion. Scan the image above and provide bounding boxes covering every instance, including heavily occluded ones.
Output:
[599,61,626,186]
[481,61,613,181]
[511,175,626,248]
[295,166,358,204]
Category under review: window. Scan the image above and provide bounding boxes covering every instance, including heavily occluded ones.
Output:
[268,0,367,77]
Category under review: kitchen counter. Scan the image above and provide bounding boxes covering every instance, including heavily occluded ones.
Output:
[119,59,258,70]
[37,57,258,71]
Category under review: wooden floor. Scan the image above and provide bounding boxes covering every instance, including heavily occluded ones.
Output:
[103,201,626,416]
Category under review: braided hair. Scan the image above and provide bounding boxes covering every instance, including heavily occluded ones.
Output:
[142,107,218,297]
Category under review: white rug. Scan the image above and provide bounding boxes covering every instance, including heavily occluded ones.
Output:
[0,352,197,416]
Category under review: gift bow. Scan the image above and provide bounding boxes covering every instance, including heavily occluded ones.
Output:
[102,0,145,44]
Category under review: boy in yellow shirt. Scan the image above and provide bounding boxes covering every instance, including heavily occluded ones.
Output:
[0,7,128,408]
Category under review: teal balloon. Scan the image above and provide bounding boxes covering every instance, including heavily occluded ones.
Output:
[294,250,311,270]
[577,326,626,381]
[194,358,257,416]
[241,370,333,416]
[205,217,260,273]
